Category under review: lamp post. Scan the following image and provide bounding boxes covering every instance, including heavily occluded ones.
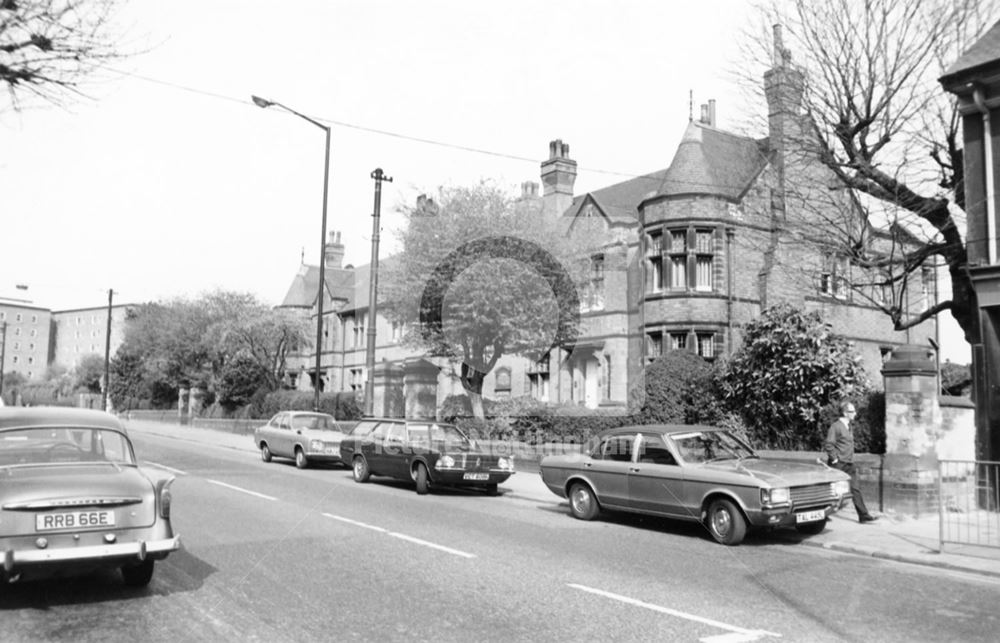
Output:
[103,288,114,412]
[252,95,332,411]
[364,168,392,416]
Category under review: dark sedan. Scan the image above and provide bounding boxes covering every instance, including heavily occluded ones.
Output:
[539,424,851,545]
[339,418,515,495]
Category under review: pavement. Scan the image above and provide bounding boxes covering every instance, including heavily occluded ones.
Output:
[124,418,1000,580]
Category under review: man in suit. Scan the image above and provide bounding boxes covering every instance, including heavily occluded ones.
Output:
[825,401,878,523]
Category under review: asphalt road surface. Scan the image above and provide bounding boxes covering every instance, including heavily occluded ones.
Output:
[3,430,999,642]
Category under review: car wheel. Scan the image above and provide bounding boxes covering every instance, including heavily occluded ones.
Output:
[121,559,155,587]
[260,443,272,463]
[295,448,308,469]
[485,483,499,496]
[795,518,828,536]
[568,482,600,520]
[706,498,747,545]
[353,456,370,482]
[414,463,430,495]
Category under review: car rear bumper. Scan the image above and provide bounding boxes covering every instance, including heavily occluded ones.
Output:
[3,534,181,572]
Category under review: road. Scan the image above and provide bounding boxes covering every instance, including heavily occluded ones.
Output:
[3,427,999,642]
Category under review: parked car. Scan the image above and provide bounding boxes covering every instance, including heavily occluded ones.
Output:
[339,418,515,495]
[254,411,346,469]
[0,406,180,585]
[539,424,852,546]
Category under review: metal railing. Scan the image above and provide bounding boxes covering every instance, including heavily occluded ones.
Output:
[939,459,1000,552]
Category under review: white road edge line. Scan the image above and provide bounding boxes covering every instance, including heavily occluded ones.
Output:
[567,584,781,641]
[323,513,388,533]
[323,513,475,558]
[206,479,277,501]
[143,461,187,475]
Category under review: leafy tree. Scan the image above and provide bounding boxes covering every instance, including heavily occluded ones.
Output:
[738,0,1000,346]
[0,0,131,109]
[216,352,270,412]
[382,181,603,419]
[639,350,725,425]
[940,361,972,396]
[718,304,868,449]
[73,353,105,393]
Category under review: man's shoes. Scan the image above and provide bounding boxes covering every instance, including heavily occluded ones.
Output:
[859,515,878,524]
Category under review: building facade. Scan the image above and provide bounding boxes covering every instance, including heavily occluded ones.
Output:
[280,30,937,414]
[0,297,52,382]
[50,304,137,374]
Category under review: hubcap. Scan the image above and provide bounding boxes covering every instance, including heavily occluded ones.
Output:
[713,508,731,536]
[354,460,363,477]
[572,488,590,514]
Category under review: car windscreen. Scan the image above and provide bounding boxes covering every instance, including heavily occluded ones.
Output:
[290,415,336,431]
[0,427,136,467]
[670,430,755,463]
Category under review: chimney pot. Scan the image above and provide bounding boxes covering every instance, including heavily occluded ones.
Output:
[708,99,716,127]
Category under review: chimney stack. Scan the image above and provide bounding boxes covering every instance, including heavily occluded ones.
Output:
[325,230,345,269]
[540,139,577,216]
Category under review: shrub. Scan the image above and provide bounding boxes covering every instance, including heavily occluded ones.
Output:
[639,351,725,424]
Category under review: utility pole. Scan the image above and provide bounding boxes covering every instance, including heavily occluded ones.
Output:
[365,168,392,416]
[103,289,114,412]
[0,321,6,403]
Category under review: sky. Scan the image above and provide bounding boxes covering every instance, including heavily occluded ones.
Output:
[0,0,971,365]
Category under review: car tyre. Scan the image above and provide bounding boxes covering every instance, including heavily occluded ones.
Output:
[121,559,155,587]
[295,448,309,469]
[706,498,747,546]
[260,443,272,463]
[353,456,371,482]
[415,463,430,495]
[568,482,600,520]
[795,518,828,536]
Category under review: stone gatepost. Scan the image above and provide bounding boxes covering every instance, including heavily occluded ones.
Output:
[177,388,190,426]
[881,344,943,516]
[373,362,405,418]
[404,358,440,420]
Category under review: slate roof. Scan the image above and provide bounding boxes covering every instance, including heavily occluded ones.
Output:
[279,264,355,309]
[565,121,770,221]
[941,19,1000,81]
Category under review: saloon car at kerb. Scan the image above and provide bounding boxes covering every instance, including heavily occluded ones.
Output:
[0,407,180,585]
[254,411,346,469]
[539,424,851,545]
[339,419,515,495]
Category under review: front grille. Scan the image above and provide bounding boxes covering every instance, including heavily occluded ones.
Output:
[790,483,835,508]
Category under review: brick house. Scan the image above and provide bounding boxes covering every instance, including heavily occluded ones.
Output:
[280,28,936,414]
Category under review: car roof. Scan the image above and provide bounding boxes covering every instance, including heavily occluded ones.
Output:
[599,424,724,436]
[0,406,127,432]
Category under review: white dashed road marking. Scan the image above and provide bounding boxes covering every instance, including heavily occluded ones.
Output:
[143,461,187,475]
[324,513,476,559]
[567,583,781,642]
[206,479,278,501]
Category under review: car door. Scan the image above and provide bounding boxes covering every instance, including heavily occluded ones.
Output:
[341,420,379,463]
[270,413,292,457]
[582,433,636,509]
[627,433,687,518]
[362,422,391,475]
[381,423,410,480]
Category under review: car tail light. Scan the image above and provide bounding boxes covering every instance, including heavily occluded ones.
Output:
[157,477,176,519]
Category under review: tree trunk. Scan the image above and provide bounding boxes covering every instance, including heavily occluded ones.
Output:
[460,363,486,421]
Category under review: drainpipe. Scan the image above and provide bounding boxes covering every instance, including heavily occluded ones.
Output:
[973,87,997,264]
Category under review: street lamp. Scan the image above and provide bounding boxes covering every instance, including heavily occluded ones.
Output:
[252,95,332,411]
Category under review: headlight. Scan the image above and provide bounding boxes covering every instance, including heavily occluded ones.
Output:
[497,456,514,471]
[157,477,175,519]
[310,439,323,451]
[437,455,455,469]
[832,480,850,496]
[760,487,790,505]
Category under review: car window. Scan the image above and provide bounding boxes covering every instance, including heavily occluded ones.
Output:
[670,430,753,463]
[593,434,634,462]
[370,422,392,441]
[348,420,380,437]
[0,428,135,466]
[277,414,291,430]
[637,434,677,466]
[384,424,406,443]
[407,423,468,447]
[291,414,334,431]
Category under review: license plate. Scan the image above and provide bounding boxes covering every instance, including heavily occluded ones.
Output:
[36,510,116,531]
[463,473,489,481]
[795,509,826,524]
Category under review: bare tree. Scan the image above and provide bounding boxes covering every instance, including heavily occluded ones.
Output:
[0,0,130,109]
[736,0,1000,344]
